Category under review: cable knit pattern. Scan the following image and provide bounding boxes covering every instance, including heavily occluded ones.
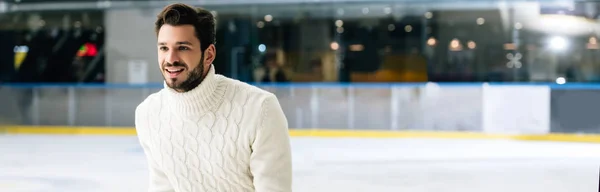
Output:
[135,65,292,192]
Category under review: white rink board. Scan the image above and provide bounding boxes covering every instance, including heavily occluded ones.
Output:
[1,135,599,192]
[482,84,551,135]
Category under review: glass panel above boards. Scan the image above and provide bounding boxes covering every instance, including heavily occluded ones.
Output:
[0,10,105,83]
[4,0,600,83]
[205,1,600,83]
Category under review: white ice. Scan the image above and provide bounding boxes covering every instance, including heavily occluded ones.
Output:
[1,134,599,192]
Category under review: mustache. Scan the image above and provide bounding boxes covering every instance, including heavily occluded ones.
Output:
[163,61,188,68]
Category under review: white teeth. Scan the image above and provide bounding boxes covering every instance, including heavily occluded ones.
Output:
[167,69,183,72]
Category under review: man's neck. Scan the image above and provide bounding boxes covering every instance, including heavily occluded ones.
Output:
[161,64,224,115]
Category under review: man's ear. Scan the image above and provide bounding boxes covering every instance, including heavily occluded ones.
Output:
[203,44,216,66]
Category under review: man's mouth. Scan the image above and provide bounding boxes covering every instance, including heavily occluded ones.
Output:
[165,68,184,78]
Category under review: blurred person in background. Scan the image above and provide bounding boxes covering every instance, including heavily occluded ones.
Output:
[134,3,292,192]
[12,14,54,125]
[261,53,288,83]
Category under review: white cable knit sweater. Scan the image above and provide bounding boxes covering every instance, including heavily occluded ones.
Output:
[135,65,292,192]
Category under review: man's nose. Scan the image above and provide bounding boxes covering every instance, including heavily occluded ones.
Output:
[165,51,180,64]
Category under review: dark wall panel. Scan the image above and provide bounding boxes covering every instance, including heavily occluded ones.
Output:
[550,89,600,134]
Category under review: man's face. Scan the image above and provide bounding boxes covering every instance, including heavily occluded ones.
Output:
[157,24,205,92]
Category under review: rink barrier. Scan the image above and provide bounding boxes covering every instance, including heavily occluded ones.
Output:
[4,82,600,137]
[2,126,600,143]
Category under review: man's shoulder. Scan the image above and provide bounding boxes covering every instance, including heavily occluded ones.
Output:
[220,75,275,96]
[135,90,164,115]
[218,75,277,103]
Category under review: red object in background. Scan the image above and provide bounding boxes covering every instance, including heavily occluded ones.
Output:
[77,43,98,57]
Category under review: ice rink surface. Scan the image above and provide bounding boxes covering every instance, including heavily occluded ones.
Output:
[1,134,599,192]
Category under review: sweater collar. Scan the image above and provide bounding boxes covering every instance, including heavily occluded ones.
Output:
[162,64,226,115]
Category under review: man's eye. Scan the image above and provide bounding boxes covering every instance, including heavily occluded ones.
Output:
[159,47,168,51]
[179,46,190,50]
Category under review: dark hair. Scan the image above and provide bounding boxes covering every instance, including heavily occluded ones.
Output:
[155,3,216,52]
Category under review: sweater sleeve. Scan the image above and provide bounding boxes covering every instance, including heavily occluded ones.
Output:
[135,103,175,192]
[249,95,293,192]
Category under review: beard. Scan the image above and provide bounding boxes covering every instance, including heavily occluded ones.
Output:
[163,54,205,92]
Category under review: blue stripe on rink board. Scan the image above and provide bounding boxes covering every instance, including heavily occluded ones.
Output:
[5,82,600,90]
[0,82,475,88]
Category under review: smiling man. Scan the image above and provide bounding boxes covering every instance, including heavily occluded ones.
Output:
[134,3,292,192]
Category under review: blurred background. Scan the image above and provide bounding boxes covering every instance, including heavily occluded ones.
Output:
[1,0,600,192]
[5,0,600,84]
